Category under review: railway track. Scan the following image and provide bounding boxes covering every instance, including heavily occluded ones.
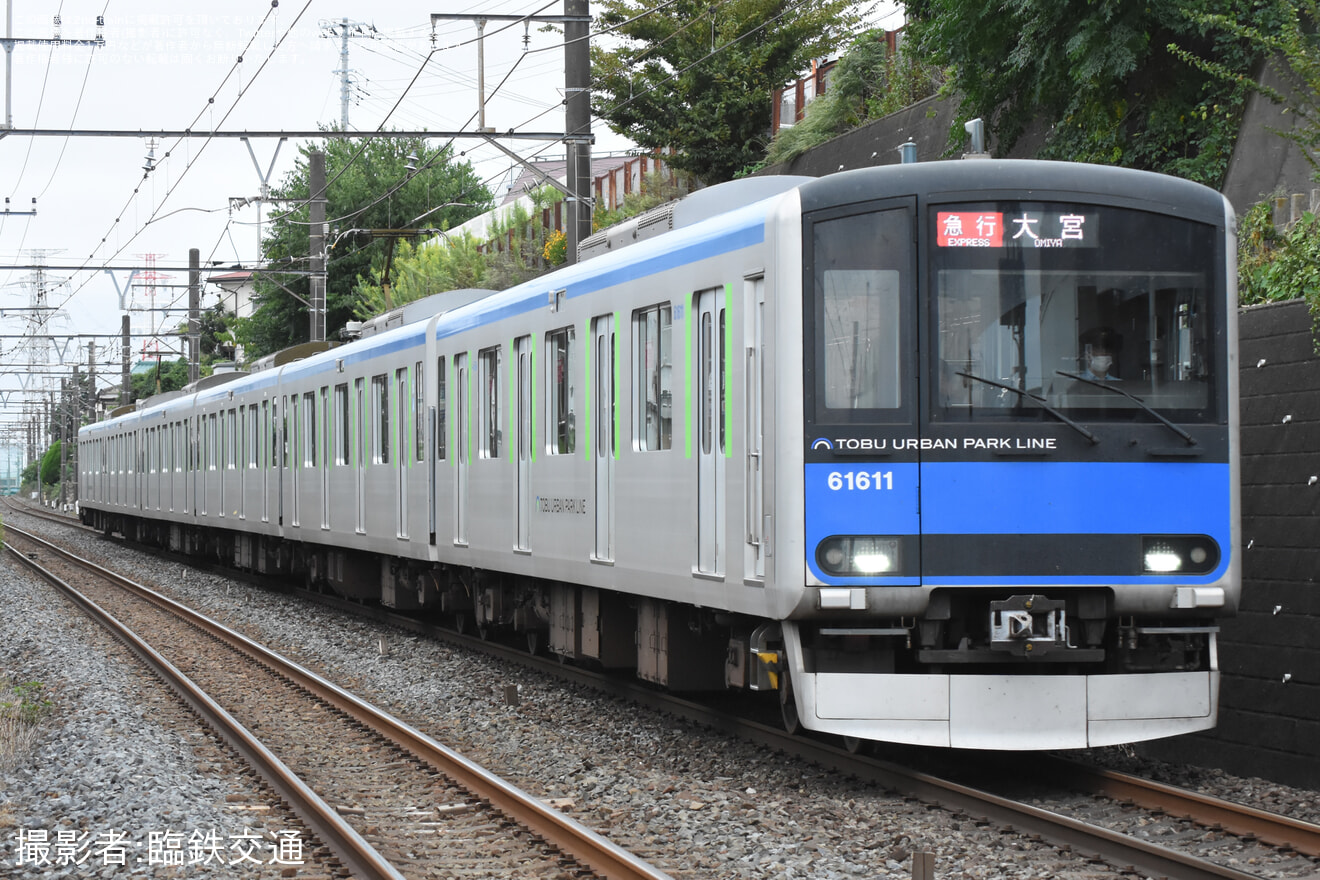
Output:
[1,519,674,880]
[7,499,1319,880]
[1042,756,1320,857]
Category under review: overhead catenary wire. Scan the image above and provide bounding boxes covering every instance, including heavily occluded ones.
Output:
[45,1,312,315]
[1,0,853,407]
[0,2,307,381]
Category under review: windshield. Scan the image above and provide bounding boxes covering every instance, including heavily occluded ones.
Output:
[932,202,1219,423]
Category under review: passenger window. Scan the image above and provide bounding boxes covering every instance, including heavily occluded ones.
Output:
[334,384,349,466]
[415,361,425,462]
[479,347,501,458]
[701,313,712,456]
[320,387,330,468]
[396,368,408,466]
[304,391,316,467]
[437,357,447,461]
[632,305,672,451]
[546,327,575,454]
[372,374,390,464]
[719,307,726,453]
[249,405,259,468]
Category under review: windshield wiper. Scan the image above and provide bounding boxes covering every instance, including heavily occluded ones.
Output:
[956,371,1098,445]
[1055,371,1196,447]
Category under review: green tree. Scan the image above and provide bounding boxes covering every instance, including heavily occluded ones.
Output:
[39,441,62,487]
[591,0,858,183]
[198,304,236,360]
[238,135,491,359]
[902,0,1283,185]
[131,359,191,401]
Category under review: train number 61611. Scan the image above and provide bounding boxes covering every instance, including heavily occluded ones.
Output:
[827,471,893,491]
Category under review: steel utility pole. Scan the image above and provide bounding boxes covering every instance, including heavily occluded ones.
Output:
[120,315,130,406]
[58,377,66,507]
[564,0,592,264]
[430,4,594,263]
[87,340,96,423]
[309,151,327,342]
[320,18,377,130]
[188,249,200,383]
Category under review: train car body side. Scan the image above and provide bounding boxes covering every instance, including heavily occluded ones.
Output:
[78,161,1240,750]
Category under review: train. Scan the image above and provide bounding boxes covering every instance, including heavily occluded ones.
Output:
[78,158,1240,751]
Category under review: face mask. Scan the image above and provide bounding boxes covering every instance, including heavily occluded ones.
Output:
[1089,355,1113,374]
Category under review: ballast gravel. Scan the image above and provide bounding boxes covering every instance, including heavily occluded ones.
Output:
[0,556,323,878]
[3,512,1318,879]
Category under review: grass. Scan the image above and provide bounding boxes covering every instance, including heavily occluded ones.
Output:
[0,677,53,773]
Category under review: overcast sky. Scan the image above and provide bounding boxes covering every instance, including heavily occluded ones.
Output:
[0,0,622,449]
[0,0,900,463]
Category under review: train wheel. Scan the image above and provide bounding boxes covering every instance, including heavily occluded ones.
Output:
[525,631,541,655]
[842,735,865,755]
[453,613,468,635]
[780,672,801,736]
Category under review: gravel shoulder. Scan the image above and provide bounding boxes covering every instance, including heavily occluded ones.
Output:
[4,515,1317,879]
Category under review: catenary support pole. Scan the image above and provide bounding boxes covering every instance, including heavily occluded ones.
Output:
[188,249,200,384]
[309,151,327,342]
[564,0,591,266]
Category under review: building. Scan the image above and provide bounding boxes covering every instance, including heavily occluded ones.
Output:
[210,269,256,319]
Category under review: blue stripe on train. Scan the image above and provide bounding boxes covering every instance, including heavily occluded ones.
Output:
[804,461,1231,586]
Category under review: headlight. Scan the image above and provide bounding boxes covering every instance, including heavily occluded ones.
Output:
[1142,536,1219,574]
[817,536,901,576]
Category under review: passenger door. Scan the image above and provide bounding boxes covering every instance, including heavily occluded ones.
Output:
[355,379,366,533]
[515,336,533,552]
[696,288,726,575]
[454,352,469,545]
[592,315,614,562]
[744,276,766,580]
[395,368,409,539]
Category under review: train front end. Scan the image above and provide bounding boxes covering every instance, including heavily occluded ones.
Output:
[778,161,1238,749]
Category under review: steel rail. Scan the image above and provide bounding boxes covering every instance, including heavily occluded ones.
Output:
[2,530,405,880]
[294,585,1272,880]
[3,523,674,880]
[1045,756,1320,857]
[8,503,1273,879]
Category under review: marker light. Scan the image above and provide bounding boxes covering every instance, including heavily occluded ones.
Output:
[817,536,901,576]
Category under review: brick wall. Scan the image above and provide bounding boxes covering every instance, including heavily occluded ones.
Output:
[1142,299,1320,786]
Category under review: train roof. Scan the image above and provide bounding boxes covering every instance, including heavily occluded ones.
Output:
[81,178,792,438]
[81,160,1228,440]
[797,159,1229,225]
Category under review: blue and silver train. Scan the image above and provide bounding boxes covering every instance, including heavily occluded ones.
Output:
[79,159,1238,750]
